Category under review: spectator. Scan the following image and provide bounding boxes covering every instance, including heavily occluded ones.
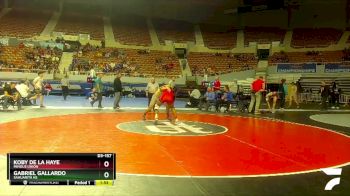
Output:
[22,46,62,72]
[320,81,330,110]
[213,76,221,92]
[88,88,98,103]
[168,76,176,89]
[19,42,25,48]
[330,81,341,109]
[2,82,21,110]
[113,73,122,110]
[203,70,208,82]
[236,86,249,112]
[296,79,303,96]
[186,88,201,107]
[216,85,234,112]
[198,87,216,111]
[44,83,52,96]
[15,80,36,106]
[248,76,265,114]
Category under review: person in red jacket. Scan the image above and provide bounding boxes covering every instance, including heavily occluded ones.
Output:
[248,76,265,114]
[213,76,221,92]
[44,82,52,96]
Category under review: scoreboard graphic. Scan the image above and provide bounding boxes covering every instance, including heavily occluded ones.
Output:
[7,153,116,186]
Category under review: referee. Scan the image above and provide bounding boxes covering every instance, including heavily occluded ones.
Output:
[145,78,159,106]
[61,75,70,101]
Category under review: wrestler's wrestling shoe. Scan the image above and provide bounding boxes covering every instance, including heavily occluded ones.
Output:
[172,119,179,125]
[154,119,159,125]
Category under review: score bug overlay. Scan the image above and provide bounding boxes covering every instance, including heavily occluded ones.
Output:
[7,153,116,186]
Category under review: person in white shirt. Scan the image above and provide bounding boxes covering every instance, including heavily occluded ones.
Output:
[186,88,201,107]
[168,76,176,89]
[189,89,201,99]
[89,69,96,78]
[203,69,208,82]
[15,81,37,104]
[32,71,45,108]
[145,78,159,106]
[15,82,30,98]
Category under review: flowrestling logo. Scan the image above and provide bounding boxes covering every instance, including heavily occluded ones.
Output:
[322,168,343,191]
[117,120,228,136]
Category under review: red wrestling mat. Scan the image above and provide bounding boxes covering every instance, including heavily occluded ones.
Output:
[1,112,349,177]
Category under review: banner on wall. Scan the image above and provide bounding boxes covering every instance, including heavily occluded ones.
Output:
[39,42,64,50]
[324,63,350,73]
[277,63,317,73]
[79,34,90,41]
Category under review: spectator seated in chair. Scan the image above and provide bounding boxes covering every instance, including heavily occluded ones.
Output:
[15,80,37,106]
[44,82,52,96]
[198,87,216,111]
[88,88,98,103]
[1,82,21,110]
[215,85,234,112]
[186,88,201,107]
[236,88,250,113]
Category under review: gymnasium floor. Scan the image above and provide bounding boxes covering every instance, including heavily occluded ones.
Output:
[0,96,349,196]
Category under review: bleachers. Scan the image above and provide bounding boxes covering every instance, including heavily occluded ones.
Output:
[291,28,343,48]
[244,27,286,46]
[0,45,63,71]
[269,51,344,64]
[0,46,34,69]
[112,15,152,46]
[200,24,237,49]
[153,19,195,44]
[0,9,52,38]
[54,12,104,40]
[187,53,258,76]
[73,48,181,77]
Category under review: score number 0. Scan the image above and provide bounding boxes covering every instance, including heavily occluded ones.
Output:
[103,161,110,178]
